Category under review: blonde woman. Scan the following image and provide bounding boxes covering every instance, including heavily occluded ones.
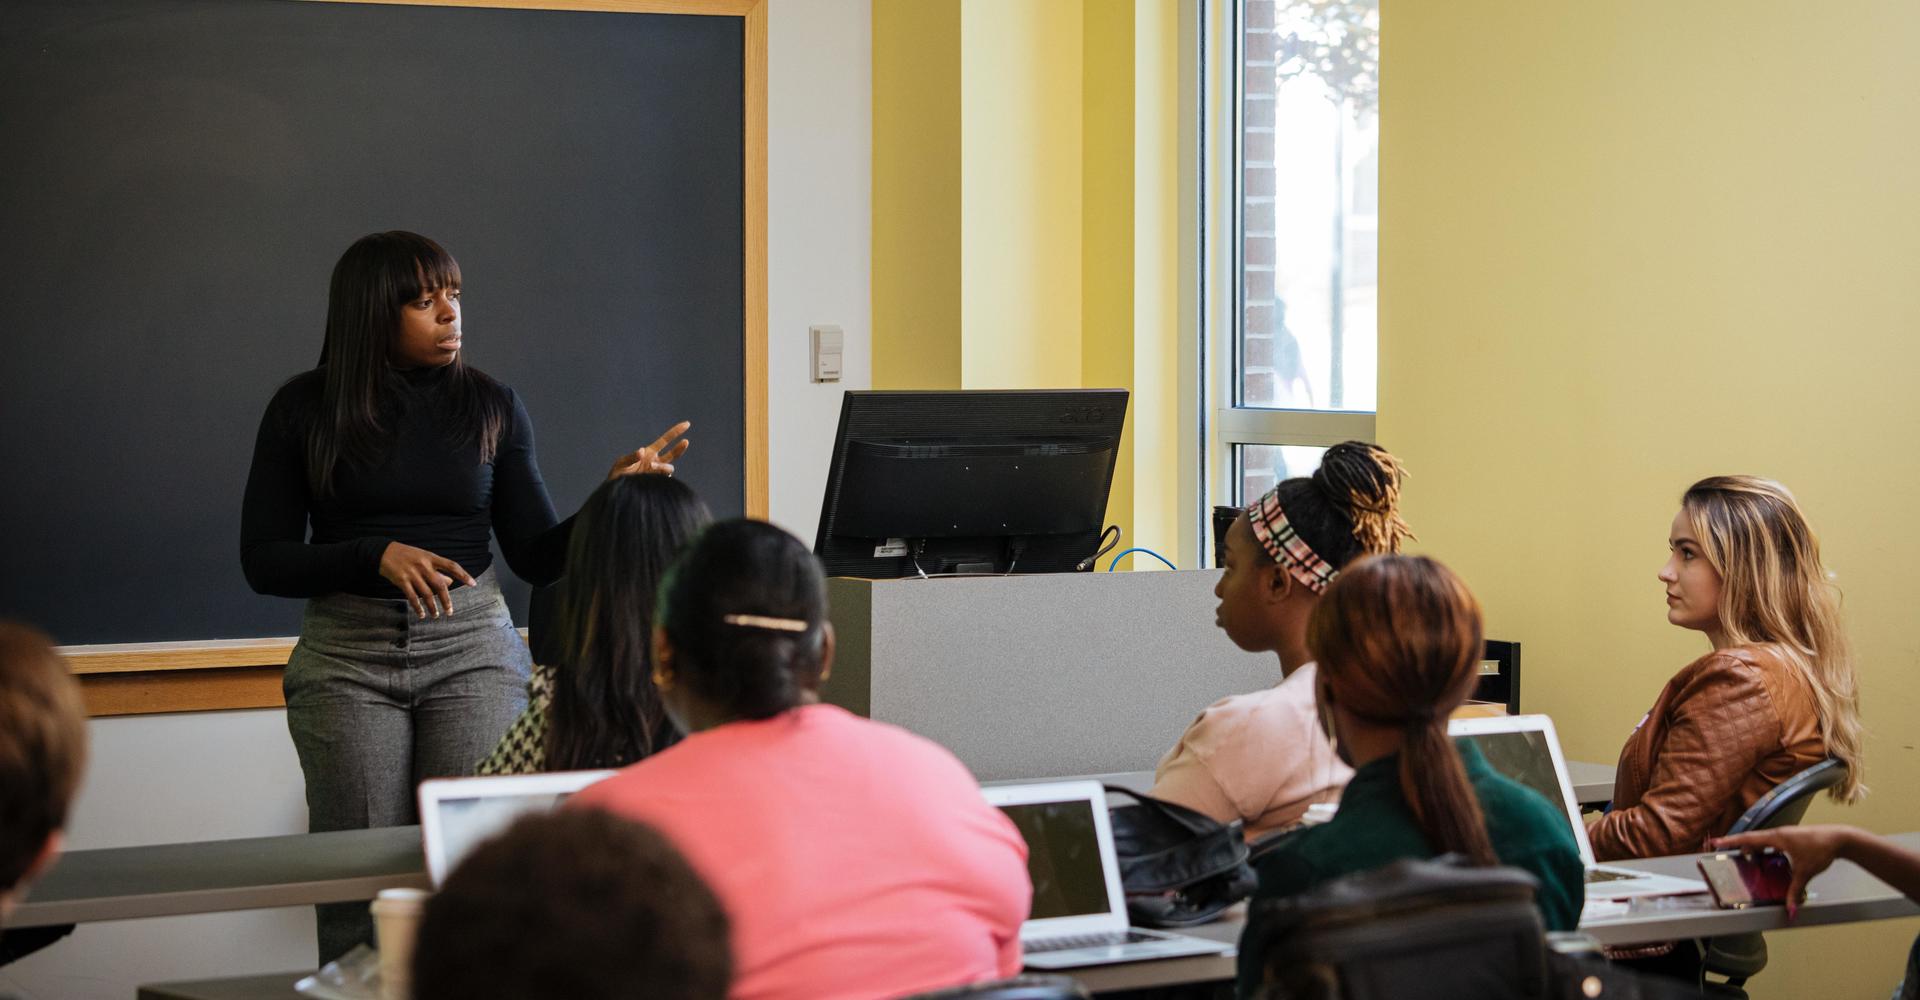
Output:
[1587,476,1864,861]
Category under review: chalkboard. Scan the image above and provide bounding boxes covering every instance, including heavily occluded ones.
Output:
[0,0,752,645]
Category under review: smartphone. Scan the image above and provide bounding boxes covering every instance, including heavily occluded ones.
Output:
[1697,849,1793,909]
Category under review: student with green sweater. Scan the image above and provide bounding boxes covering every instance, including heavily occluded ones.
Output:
[1236,554,1584,998]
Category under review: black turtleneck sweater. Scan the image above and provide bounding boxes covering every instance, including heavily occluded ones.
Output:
[240,365,572,600]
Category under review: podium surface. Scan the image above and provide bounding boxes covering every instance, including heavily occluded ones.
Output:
[823,570,1278,780]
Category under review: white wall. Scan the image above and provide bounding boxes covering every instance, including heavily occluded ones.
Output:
[765,0,874,537]
[0,4,873,996]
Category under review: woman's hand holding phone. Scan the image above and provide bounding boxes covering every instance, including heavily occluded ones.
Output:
[1712,826,1853,918]
[1697,849,1794,911]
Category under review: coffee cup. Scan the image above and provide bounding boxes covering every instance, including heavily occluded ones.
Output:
[370,887,431,1000]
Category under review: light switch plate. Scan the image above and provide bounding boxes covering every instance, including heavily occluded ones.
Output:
[810,325,843,383]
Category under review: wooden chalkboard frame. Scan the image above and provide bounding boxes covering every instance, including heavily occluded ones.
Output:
[60,0,770,715]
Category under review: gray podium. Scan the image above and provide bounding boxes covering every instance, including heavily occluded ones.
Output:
[823,569,1277,781]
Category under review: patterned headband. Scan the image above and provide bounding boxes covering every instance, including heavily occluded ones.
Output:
[1246,488,1338,594]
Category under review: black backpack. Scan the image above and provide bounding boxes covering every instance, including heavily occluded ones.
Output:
[1104,786,1258,928]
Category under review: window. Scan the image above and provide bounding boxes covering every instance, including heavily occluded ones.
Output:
[1208,0,1379,517]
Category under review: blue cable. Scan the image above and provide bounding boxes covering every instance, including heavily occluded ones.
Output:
[1107,547,1177,572]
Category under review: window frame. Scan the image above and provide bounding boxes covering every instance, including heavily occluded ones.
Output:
[1200,0,1377,535]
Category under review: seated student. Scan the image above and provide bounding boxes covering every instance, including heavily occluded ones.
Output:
[412,808,730,1000]
[1587,476,1863,861]
[571,520,1030,1000]
[1237,555,1582,999]
[478,474,710,774]
[1152,441,1411,841]
[0,622,88,926]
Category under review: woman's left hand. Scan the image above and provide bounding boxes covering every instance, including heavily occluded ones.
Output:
[607,420,691,480]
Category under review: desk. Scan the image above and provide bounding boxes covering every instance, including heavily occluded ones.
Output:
[11,826,426,929]
[1579,832,1920,946]
[1568,759,1615,806]
[138,974,307,1000]
[13,763,1612,933]
[133,834,1920,998]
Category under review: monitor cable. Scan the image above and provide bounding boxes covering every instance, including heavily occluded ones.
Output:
[1075,525,1122,572]
[1004,537,1028,576]
[910,538,930,580]
[1107,547,1177,572]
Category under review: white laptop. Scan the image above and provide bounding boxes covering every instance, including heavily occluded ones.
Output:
[1448,715,1707,900]
[983,780,1236,970]
[417,769,615,885]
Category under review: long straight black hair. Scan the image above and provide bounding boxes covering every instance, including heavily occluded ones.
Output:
[308,231,509,496]
[546,475,712,771]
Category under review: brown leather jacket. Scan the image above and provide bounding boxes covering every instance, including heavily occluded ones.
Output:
[1586,646,1826,861]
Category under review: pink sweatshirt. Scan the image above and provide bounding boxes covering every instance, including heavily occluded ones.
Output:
[1149,662,1352,841]
[572,703,1030,1000]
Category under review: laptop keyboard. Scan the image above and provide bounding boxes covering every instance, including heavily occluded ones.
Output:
[1585,867,1641,884]
[1028,930,1165,953]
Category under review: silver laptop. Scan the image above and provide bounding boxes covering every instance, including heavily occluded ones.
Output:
[983,780,1236,970]
[1448,715,1706,900]
[417,769,615,885]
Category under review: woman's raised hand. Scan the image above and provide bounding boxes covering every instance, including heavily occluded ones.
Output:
[607,421,691,480]
[379,541,477,620]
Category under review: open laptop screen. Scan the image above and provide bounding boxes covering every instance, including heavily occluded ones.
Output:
[429,791,577,880]
[419,770,615,884]
[1458,729,1565,810]
[998,799,1113,920]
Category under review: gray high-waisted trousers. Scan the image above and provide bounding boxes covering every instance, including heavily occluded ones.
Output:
[284,567,529,964]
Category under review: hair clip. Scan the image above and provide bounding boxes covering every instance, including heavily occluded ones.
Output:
[722,614,809,633]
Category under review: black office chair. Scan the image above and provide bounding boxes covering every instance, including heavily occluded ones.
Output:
[1475,640,1522,714]
[1249,858,1554,1000]
[1724,757,1848,836]
[898,975,1089,1000]
[1699,758,1849,998]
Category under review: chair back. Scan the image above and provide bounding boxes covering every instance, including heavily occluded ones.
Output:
[1701,757,1851,997]
[1724,758,1847,835]
[1473,640,1522,715]
[1248,857,1550,1000]
[899,975,1089,1000]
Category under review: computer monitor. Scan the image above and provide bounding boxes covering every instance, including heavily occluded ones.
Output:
[814,389,1128,578]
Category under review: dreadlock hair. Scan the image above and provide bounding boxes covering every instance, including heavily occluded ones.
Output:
[1681,476,1865,802]
[1251,440,1413,571]
[307,231,509,497]
[1309,554,1499,866]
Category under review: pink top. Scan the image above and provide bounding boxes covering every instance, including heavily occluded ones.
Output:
[1149,662,1352,841]
[571,703,1030,1000]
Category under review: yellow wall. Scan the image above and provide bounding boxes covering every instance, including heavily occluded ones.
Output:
[1083,4,1136,546]
[1130,0,1180,561]
[872,0,1187,562]
[871,0,962,389]
[961,1,1084,388]
[1380,3,1920,996]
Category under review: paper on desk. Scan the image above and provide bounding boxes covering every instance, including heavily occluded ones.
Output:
[1582,898,1631,921]
[296,944,382,1000]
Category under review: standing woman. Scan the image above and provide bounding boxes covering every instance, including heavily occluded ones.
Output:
[240,231,688,961]
[1586,476,1865,861]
